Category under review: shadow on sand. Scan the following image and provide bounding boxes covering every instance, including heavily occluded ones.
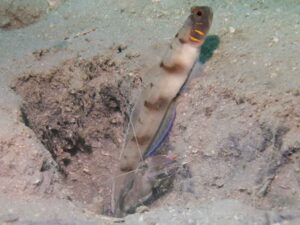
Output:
[199,35,220,64]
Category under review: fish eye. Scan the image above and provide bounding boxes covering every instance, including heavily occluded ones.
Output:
[196,10,202,17]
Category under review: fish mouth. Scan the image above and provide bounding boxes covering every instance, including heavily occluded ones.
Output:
[207,7,214,25]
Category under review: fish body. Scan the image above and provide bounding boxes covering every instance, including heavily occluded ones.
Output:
[113,6,213,216]
[120,6,213,171]
[144,101,176,158]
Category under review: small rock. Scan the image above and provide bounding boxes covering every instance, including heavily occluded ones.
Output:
[125,52,140,59]
[0,18,11,28]
[136,206,149,214]
[32,173,44,186]
[191,149,199,154]
[1,213,19,223]
[238,187,251,194]
[83,168,90,175]
[229,26,236,33]
[270,72,278,78]
[272,36,279,43]
[212,177,224,188]
[47,0,61,9]
[292,89,300,96]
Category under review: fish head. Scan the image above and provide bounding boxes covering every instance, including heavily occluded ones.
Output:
[188,6,213,46]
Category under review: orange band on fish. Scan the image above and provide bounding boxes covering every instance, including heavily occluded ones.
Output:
[189,35,203,44]
[194,29,205,36]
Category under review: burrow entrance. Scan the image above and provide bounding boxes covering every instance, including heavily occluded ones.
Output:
[12,54,141,214]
